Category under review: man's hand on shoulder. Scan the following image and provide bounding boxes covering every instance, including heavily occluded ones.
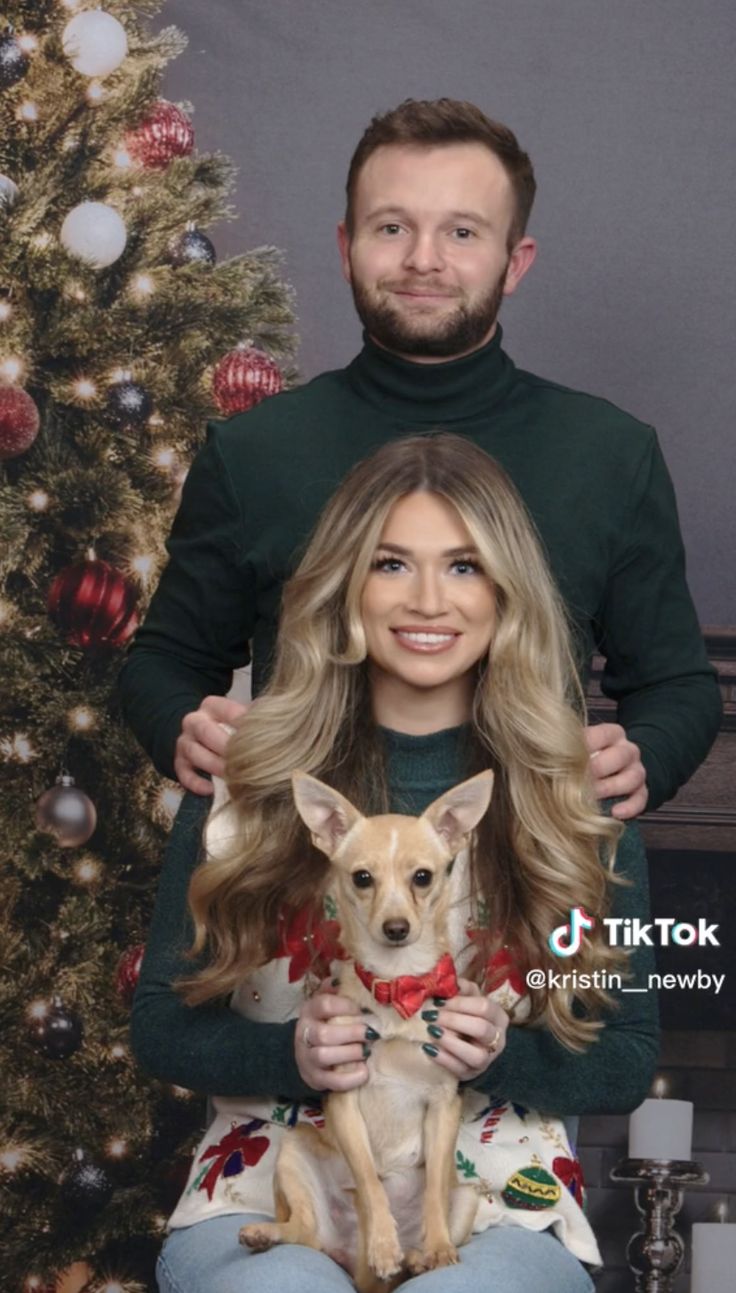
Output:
[585,722,649,821]
[174,696,249,794]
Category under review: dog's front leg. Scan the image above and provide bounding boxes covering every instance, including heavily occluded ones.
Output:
[410,1089,464,1273]
[327,1089,403,1289]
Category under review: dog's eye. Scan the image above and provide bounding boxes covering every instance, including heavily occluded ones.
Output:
[352,870,373,889]
[412,870,433,888]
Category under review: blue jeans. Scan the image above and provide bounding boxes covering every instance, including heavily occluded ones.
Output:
[157,1213,595,1293]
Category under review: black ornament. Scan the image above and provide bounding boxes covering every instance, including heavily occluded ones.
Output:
[28,995,84,1060]
[169,228,216,267]
[0,29,29,89]
[61,1149,114,1217]
[105,380,153,431]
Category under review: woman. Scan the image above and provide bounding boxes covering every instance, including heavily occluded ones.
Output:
[132,434,658,1293]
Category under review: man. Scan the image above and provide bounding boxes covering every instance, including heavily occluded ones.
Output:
[119,98,721,816]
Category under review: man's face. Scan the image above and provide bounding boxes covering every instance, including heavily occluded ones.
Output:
[338,143,536,363]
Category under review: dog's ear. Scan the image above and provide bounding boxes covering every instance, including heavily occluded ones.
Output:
[291,771,363,858]
[421,770,494,854]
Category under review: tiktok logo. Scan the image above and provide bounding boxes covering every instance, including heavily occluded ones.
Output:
[548,906,595,957]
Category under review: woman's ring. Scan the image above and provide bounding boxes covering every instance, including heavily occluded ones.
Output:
[486,1027,501,1054]
[303,1024,314,1048]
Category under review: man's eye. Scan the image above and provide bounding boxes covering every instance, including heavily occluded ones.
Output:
[453,227,475,239]
[380,223,402,235]
[413,870,433,888]
[352,870,373,889]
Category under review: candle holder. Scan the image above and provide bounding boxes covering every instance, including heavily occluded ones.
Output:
[609,1158,709,1291]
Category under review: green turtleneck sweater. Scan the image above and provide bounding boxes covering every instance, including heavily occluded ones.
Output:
[119,329,720,810]
[130,727,659,1116]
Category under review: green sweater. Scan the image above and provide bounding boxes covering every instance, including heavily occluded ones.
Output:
[119,329,720,810]
[130,726,659,1116]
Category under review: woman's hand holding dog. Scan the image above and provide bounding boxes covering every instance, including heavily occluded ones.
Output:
[295,979,378,1092]
[421,978,509,1082]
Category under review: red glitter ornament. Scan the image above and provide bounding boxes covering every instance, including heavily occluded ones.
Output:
[212,346,284,415]
[0,385,40,460]
[115,944,145,1006]
[48,559,138,648]
[125,100,194,170]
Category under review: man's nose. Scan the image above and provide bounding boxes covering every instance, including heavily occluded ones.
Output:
[403,231,445,274]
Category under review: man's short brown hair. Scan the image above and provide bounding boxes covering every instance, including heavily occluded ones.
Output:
[345,98,536,248]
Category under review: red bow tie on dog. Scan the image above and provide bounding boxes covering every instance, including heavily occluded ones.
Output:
[353,952,459,1020]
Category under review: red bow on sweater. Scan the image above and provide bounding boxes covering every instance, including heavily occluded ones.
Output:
[354,952,459,1020]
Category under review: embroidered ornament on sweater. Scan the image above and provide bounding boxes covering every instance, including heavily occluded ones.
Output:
[190,1119,270,1201]
[502,1163,562,1211]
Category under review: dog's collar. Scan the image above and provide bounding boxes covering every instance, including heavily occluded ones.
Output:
[353,952,459,1020]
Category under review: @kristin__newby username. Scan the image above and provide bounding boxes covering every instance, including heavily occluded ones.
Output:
[525,967,727,996]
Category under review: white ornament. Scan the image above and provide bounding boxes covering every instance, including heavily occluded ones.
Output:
[62,10,128,78]
[61,201,127,268]
[0,174,19,210]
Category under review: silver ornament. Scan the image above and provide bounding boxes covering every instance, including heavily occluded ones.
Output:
[35,774,97,847]
[0,30,29,89]
[0,173,19,212]
[168,227,216,267]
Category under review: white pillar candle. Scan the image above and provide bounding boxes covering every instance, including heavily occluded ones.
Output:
[691,1223,736,1292]
[628,1098,693,1160]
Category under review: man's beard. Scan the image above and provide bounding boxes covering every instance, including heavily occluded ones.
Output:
[349,266,508,359]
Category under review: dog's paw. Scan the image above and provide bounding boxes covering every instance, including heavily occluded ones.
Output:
[239,1222,278,1251]
[418,1242,460,1270]
[367,1228,403,1280]
[403,1247,430,1276]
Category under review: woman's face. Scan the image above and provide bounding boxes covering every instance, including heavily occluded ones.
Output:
[360,491,496,703]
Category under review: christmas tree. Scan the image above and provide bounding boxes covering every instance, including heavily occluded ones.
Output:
[0,4,296,1289]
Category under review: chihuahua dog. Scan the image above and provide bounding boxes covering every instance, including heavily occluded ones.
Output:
[240,768,494,1292]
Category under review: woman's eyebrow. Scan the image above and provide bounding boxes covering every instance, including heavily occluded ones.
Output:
[374,543,479,557]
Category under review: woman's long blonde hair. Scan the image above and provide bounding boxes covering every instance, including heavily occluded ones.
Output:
[180,434,625,1049]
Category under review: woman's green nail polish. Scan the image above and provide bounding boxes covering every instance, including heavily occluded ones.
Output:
[365,1027,380,1042]
[362,1043,372,1059]
[433,997,448,1006]
[422,1042,439,1057]
[421,1009,438,1022]
[427,1024,444,1040]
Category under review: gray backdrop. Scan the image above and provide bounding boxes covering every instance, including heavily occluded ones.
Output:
[164,0,735,624]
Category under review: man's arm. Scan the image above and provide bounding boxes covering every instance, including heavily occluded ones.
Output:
[119,427,257,781]
[594,432,721,812]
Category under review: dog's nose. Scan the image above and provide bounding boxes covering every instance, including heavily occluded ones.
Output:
[383,919,410,943]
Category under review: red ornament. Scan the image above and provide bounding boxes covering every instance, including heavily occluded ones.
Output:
[0,385,40,459]
[48,559,138,648]
[125,100,194,170]
[212,346,284,415]
[115,944,145,1006]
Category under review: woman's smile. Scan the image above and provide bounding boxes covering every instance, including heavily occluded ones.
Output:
[391,627,461,652]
